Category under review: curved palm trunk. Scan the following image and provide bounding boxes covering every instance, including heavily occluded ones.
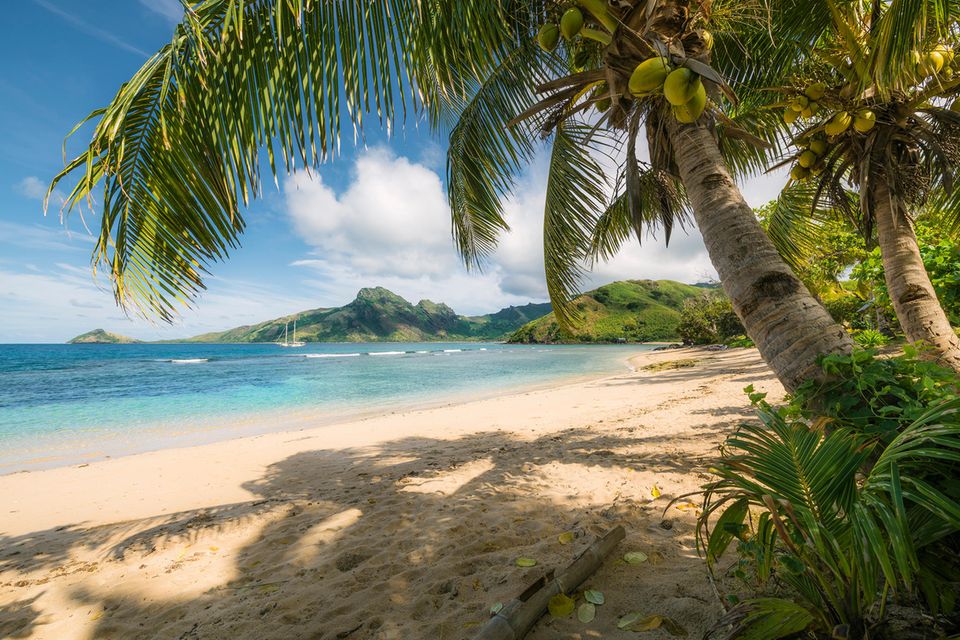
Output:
[873,182,960,371]
[666,118,853,391]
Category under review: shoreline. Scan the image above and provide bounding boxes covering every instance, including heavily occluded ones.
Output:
[0,346,781,640]
[0,345,653,476]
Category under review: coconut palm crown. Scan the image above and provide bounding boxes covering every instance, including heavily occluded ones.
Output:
[758,1,960,369]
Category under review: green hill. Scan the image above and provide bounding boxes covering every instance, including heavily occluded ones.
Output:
[174,287,553,343]
[507,280,710,344]
[68,329,141,344]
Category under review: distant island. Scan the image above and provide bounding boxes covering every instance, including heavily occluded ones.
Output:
[69,281,712,344]
[68,329,142,344]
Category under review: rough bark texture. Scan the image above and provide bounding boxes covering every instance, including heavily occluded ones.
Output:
[666,118,853,391]
[873,182,960,371]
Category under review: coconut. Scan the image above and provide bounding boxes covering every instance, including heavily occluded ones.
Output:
[800,106,814,118]
[538,24,560,52]
[795,95,810,108]
[920,51,945,75]
[560,8,584,40]
[853,109,876,133]
[791,165,811,181]
[935,43,955,65]
[783,108,799,124]
[805,82,827,100]
[825,111,852,136]
[809,138,828,155]
[672,83,708,123]
[629,57,672,95]
[663,68,703,106]
[951,98,960,112]
[798,150,818,168]
[790,100,804,112]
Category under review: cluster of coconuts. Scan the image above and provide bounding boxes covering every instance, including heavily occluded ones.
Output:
[628,55,710,123]
[783,82,826,124]
[537,1,616,52]
[789,134,829,180]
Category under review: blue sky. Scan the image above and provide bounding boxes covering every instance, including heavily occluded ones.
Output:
[0,1,788,343]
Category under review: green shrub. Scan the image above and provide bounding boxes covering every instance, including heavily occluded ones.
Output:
[698,351,960,638]
[677,293,745,345]
[852,328,889,349]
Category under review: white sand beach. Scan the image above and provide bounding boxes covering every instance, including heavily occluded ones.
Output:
[0,347,783,639]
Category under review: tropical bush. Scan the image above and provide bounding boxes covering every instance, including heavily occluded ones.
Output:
[851,222,960,328]
[698,351,960,638]
[677,293,746,346]
[852,328,889,349]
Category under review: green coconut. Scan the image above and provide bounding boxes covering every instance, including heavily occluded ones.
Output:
[629,57,671,95]
[951,98,960,112]
[663,68,703,106]
[672,83,707,123]
[805,82,827,100]
[790,165,811,181]
[825,111,852,136]
[809,138,828,155]
[783,108,799,124]
[538,24,560,52]
[853,109,876,133]
[798,150,818,168]
[560,8,584,40]
[919,51,945,76]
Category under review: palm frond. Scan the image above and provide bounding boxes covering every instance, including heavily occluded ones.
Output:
[542,122,611,329]
[49,0,537,320]
[446,39,560,266]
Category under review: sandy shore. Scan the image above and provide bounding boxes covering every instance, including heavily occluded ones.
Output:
[0,347,782,639]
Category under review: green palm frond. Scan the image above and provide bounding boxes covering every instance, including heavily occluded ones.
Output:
[700,397,960,635]
[446,39,561,266]
[589,160,688,264]
[49,0,535,320]
[542,122,611,329]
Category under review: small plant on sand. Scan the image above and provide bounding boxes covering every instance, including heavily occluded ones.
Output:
[852,328,889,349]
[698,353,960,638]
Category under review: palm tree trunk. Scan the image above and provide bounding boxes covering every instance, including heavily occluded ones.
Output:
[873,182,960,371]
[665,118,853,391]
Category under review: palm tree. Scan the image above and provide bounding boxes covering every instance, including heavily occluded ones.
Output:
[48,0,855,392]
[760,1,960,371]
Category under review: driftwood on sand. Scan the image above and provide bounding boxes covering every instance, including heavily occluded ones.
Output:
[471,525,626,640]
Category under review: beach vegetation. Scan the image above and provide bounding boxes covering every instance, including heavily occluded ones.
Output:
[699,350,960,638]
[754,0,960,371]
[676,293,745,346]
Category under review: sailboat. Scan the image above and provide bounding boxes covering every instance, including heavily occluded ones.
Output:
[278,318,306,348]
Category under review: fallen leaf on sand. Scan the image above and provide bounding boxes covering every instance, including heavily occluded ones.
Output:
[490,602,503,615]
[584,589,604,605]
[548,594,575,618]
[515,557,537,567]
[624,551,648,564]
[578,602,596,623]
[558,531,575,545]
[662,617,689,636]
[651,485,662,498]
[618,612,663,630]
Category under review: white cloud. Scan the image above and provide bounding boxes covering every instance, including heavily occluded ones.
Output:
[139,0,184,23]
[283,148,718,315]
[15,176,45,200]
[31,0,148,57]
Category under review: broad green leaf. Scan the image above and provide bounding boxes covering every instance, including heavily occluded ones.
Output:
[548,593,576,618]
[584,589,605,605]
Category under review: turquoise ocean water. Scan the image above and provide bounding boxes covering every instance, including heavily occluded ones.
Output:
[0,342,651,473]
